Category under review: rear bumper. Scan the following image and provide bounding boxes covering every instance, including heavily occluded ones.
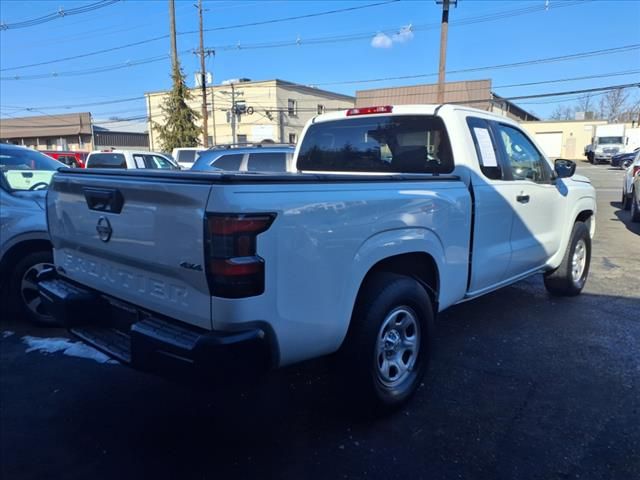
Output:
[38,271,272,381]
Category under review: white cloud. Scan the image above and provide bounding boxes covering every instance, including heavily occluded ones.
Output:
[371,32,393,49]
[392,24,414,43]
[371,24,414,49]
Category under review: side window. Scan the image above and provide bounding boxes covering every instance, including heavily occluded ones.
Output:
[247,153,287,172]
[212,154,243,170]
[133,154,146,168]
[58,155,78,167]
[178,150,196,164]
[147,155,175,169]
[495,124,551,183]
[466,117,503,180]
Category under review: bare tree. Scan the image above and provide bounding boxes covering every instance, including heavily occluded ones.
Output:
[550,104,574,120]
[575,94,596,118]
[599,88,630,122]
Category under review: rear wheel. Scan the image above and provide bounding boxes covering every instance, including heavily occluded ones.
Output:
[8,250,56,325]
[339,273,434,413]
[544,222,591,296]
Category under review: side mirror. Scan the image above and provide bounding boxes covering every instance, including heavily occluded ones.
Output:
[554,158,576,178]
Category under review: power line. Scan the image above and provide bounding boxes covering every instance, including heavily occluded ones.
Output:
[206,1,585,52]
[0,1,121,31]
[3,83,638,129]
[317,44,640,86]
[0,0,399,72]
[4,38,637,84]
[0,0,590,75]
[4,67,640,116]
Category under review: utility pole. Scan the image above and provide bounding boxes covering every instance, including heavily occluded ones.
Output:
[230,83,236,144]
[195,0,214,148]
[210,84,217,145]
[436,0,456,104]
[169,0,178,70]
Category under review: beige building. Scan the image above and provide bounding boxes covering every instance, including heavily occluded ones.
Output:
[356,79,539,122]
[0,112,150,152]
[521,120,636,159]
[0,112,93,151]
[145,79,355,149]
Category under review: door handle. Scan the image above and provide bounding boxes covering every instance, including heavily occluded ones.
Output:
[516,194,530,204]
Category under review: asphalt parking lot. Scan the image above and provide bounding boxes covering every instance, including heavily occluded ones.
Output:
[1,162,639,480]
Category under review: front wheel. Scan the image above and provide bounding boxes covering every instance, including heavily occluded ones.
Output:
[544,222,591,296]
[622,190,630,210]
[339,273,434,413]
[631,189,640,223]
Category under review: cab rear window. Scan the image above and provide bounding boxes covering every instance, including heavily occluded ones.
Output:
[297,115,454,174]
[87,153,126,169]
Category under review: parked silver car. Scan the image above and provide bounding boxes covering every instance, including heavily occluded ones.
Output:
[0,144,63,324]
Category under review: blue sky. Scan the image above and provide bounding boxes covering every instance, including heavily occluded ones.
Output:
[1,0,639,129]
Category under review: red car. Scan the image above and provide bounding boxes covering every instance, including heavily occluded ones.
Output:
[41,150,88,168]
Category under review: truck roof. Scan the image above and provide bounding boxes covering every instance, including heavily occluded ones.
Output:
[311,103,520,125]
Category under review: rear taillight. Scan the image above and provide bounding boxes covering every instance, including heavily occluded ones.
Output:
[633,165,640,177]
[205,213,275,298]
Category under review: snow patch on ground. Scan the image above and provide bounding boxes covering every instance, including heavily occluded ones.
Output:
[22,336,117,364]
[2,330,15,338]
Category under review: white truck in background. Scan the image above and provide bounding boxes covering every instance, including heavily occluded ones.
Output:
[38,104,597,412]
[588,123,626,164]
[625,127,640,153]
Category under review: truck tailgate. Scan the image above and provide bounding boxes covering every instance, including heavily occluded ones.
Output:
[47,172,212,330]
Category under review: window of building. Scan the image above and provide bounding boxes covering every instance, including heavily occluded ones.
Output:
[288,133,297,144]
[288,99,297,116]
[237,134,248,144]
[317,104,325,115]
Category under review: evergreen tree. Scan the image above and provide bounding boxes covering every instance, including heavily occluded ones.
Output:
[153,61,201,151]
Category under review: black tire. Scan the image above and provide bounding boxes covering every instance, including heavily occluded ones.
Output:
[7,250,56,325]
[339,273,434,413]
[631,188,640,223]
[544,222,591,296]
[622,191,630,210]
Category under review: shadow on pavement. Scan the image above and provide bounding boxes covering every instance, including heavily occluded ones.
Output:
[610,200,640,235]
[2,278,639,480]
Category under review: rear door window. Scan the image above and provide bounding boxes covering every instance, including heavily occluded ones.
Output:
[296,115,453,174]
[178,150,196,164]
[211,154,243,170]
[133,154,146,168]
[87,153,126,169]
[57,155,78,167]
[247,152,287,172]
[466,117,504,180]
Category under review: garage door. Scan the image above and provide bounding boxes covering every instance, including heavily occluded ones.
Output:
[535,132,563,158]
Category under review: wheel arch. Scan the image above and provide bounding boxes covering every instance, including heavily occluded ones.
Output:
[357,252,440,315]
[0,237,52,286]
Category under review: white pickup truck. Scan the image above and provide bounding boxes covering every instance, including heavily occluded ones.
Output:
[39,104,596,411]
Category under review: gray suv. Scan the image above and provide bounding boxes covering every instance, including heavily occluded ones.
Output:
[0,144,63,324]
[191,145,295,172]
